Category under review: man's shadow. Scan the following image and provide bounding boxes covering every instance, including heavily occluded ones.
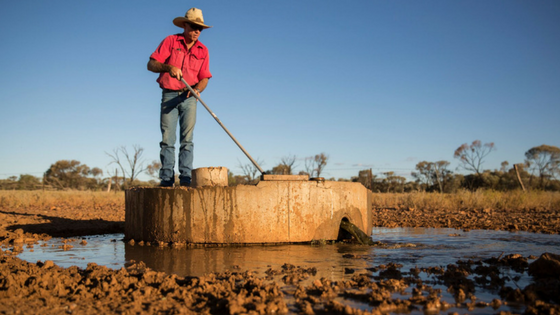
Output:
[1,210,124,237]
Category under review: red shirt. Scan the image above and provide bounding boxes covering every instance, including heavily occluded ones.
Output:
[150,34,212,90]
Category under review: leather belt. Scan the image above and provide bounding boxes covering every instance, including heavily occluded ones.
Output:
[164,86,197,94]
[179,85,197,94]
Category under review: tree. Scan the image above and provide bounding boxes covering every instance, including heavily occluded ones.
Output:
[90,167,103,178]
[313,153,328,177]
[304,157,314,176]
[525,144,560,189]
[454,140,495,176]
[271,164,291,175]
[228,170,249,186]
[412,161,454,192]
[304,153,329,177]
[45,160,91,190]
[238,158,264,184]
[146,160,161,180]
[500,161,509,173]
[0,176,18,190]
[16,174,41,190]
[412,161,436,190]
[432,161,452,193]
[492,161,527,191]
[358,169,374,189]
[380,171,406,193]
[269,155,298,175]
[106,145,147,187]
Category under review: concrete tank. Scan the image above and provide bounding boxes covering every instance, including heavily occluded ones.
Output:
[125,171,372,244]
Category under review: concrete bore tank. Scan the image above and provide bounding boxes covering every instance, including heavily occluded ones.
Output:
[125,167,372,244]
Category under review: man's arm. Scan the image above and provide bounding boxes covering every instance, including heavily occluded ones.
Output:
[147,58,182,80]
[187,78,208,98]
[195,78,209,93]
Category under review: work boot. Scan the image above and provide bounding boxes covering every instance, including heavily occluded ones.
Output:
[179,177,191,187]
[159,180,174,187]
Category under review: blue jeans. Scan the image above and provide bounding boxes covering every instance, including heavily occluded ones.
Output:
[159,89,197,183]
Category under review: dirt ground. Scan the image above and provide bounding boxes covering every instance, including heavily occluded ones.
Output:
[372,206,560,235]
[1,202,560,314]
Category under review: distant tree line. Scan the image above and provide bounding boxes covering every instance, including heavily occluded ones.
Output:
[1,142,558,192]
[356,141,560,193]
[0,145,160,191]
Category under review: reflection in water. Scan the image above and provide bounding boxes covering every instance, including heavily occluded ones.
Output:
[18,227,560,279]
[17,234,125,270]
[369,227,560,268]
[124,243,372,280]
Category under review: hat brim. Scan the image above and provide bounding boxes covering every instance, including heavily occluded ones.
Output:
[173,17,212,29]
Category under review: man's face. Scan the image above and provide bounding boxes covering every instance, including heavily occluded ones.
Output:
[183,23,203,43]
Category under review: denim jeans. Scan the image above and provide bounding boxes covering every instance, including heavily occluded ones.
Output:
[159,89,197,183]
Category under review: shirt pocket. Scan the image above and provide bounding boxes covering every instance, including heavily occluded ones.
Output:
[187,54,204,71]
[168,48,185,68]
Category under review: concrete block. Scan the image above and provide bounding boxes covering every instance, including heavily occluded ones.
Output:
[192,167,228,187]
[125,180,372,244]
[261,174,309,181]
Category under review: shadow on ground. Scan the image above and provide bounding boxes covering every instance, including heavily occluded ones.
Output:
[1,210,124,237]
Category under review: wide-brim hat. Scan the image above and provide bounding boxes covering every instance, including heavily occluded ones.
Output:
[173,8,212,29]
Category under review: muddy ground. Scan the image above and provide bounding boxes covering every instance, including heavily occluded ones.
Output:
[372,206,560,235]
[1,203,560,314]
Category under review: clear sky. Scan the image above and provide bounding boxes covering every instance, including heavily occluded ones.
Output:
[1,1,559,181]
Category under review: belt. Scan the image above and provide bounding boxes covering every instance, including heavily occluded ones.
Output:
[164,86,197,94]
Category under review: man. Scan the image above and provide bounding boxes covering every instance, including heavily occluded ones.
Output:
[147,8,212,187]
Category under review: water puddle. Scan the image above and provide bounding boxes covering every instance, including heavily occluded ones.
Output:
[17,227,560,314]
[19,234,126,269]
[18,228,560,275]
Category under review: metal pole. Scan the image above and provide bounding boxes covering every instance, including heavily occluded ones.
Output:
[180,78,264,174]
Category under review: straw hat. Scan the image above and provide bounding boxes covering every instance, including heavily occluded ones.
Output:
[173,8,212,29]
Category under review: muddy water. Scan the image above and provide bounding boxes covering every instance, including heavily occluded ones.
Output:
[17,228,560,313]
[18,228,560,275]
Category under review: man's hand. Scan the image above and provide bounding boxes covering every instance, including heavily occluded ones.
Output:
[168,66,183,80]
[187,88,201,98]
[147,58,182,79]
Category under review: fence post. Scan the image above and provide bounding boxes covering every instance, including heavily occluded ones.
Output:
[514,164,526,191]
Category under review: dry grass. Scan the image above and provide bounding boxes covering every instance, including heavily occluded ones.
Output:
[372,190,560,211]
[1,189,559,213]
[0,190,125,210]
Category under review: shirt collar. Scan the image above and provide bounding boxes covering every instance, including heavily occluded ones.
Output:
[178,34,202,49]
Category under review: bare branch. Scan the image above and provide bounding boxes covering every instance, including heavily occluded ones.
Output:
[106,145,146,187]
[238,158,264,184]
[454,140,495,175]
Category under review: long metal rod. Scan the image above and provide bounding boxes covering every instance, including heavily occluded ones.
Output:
[180,78,264,174]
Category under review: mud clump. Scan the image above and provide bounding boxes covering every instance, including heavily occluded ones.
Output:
[2,249,560,314]
[0,249,289,314]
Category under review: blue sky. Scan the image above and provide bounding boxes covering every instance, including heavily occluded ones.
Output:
[1,1,559,181]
